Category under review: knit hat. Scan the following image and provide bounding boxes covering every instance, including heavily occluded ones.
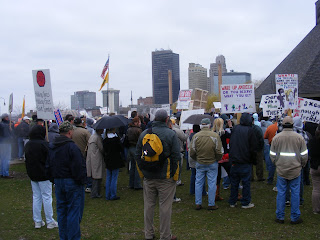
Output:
[201,118,211,125]
[59,121,74,133]
[282,116,293,126]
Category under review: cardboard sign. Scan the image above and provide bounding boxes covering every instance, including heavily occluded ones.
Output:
[220,84,255,114]
[260,94,283,117]
[32,69,55,120]
[275,74,298,110]
[293,97,320,124]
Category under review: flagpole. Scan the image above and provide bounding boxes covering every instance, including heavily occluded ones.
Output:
[107,82,109,115]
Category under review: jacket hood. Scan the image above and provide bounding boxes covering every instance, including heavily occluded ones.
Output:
[51,135,74,148]
[29,125,46,140]
[293,116,303,131]
[240,113,252,126]
[49,123,59,133]
[253,113,259,121]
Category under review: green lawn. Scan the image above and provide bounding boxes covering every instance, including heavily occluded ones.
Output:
[0,163,319,240]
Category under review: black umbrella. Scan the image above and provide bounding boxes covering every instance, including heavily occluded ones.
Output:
[93,115,130,130]
[113,115,132,125]
[183,114,215,125]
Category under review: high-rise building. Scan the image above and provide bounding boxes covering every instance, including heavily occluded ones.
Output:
[208,55,228,93]
[71,90,96,110]
[188,63,208,91]
[102,88,120,113]
[152,49,180,104]
[209,71,252,95]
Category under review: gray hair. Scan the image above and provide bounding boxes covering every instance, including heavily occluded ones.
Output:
[154,109,168,122]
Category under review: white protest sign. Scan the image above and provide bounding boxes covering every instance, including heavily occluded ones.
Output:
[32,69,55,120]
[293,97,320,124]
[213,102,221,109]
[220,84,255,114]
[275,74,298,110]
[177,89,192,110]
[260,94,283,117]
[180,109,205,130]
[176,101,190,110]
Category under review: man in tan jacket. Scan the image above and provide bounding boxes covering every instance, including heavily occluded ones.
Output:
[270,116,308,224]
[190,118,223,211]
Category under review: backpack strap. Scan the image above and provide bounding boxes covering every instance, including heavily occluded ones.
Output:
[147,127,153,134]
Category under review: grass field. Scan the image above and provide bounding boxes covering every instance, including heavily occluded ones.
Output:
[0,162,319,240]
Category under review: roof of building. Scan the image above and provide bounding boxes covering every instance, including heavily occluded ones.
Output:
[255,22,320,101]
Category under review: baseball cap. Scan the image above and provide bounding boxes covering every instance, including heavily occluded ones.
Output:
[282,116,293,125]
[201,118,211,125]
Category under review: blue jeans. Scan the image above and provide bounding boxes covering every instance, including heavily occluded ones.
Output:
[190,168,207,195]
[54,178,84,240]
[0,143,11,177]
[106,168,120,200]
[18,137,25,158]
[195,162,218,206]
[222,176,230,188]
[285,169,304,204]
[229,164,252,206]
[264,143,275,184]
[276,175,301,221]
[128,146,141,189]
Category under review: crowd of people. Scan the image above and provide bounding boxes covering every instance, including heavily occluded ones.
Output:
[0,109,319,240]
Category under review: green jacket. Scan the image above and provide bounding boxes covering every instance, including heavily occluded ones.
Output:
[135,121,180,180]
[190,128,223,165]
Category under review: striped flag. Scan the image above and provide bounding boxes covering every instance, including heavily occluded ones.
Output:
[99,56,109,91]
[21,96,25,118]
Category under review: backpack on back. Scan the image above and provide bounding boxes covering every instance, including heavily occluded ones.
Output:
[140,128,166,172]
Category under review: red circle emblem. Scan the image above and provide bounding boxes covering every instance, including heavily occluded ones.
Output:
[37,71,45,87]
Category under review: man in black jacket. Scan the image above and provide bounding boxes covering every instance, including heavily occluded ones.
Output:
[46,121,86,240]
[15,116,30,160]
[228,113,258,209]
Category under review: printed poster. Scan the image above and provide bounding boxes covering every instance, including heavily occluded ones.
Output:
[275,74,298,110]
[293,97,320,124]
[177,89,192,110]
[32,69,55,120]
[220,84,255,114]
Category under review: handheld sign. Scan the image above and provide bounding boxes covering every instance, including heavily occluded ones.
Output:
[32,69,55,120]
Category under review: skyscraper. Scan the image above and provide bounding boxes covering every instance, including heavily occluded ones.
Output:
[71,90,96,110]
[102,88,120,114]
[188,63,208,91]
[152,49,180,104]
[208,55,227,93]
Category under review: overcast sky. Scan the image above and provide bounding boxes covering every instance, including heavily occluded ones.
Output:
[0,0,317,115]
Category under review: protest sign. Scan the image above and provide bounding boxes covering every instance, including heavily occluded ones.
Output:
[293,97,320,124]
[177,89,192,110]
[220,84,255,114]
[8,93,13,113]
[54,109,63,126]
[213,102,221,109]
[260,94,283,117]
[275,74,298,110]
[180,109,204,130]
[32,69,55,120]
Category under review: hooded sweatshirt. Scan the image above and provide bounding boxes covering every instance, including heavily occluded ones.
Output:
[229,113,258,164]
[46,134,86,185]
[25,125,49,181]
[48,123,59,143]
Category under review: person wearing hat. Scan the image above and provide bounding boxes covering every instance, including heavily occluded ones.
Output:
[46,121,86,239]
[270,116,308,224]
[0,113,14,178]
[135,109,180,240]
[14,116,30,160]
[190,118,223,211]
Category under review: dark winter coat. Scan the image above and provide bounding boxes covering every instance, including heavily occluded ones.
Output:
[309,137,320,170]
[48,123,59,143]
[126,125,142,147]
[0,119,13,143]
[15,121,30,138]
[25,125,48,181]
[103,134,125,170]
[229,113,258,165]
[46,135,86,185]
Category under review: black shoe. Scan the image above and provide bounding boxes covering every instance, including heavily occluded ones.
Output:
[290,218,303,225]
[195,205,202,210]
[275,218,284,224]
[110,196,120,201]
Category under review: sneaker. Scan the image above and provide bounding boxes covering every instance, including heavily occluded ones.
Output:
[242,203,255,209]
[85,188,91,193]
[275,218,284,224]
[285,201,290,207]
[173,197,181,203]
[47,220,58,229]
[230,203,237,208]
[35,220,45,229]
[223,186,229,190]
[272,187,278,192]
[195,205,202,210]
[207,205,219,211]
[290,218,303,225]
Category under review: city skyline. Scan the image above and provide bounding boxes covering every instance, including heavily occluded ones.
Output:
[0,1,317,115]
